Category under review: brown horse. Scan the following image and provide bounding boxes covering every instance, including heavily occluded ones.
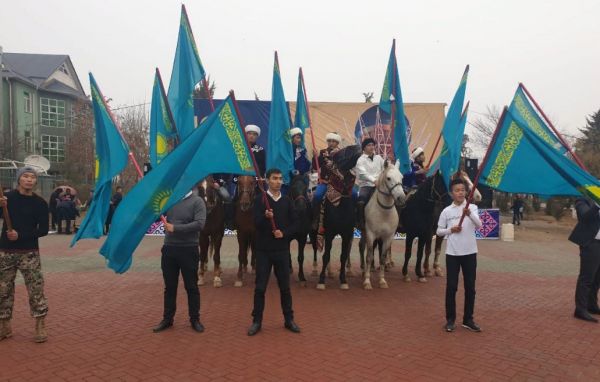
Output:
[198,177,226,288]
[233,175,257,287]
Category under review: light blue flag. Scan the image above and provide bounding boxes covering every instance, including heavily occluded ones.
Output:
[294,68,309,148]
[150,69,178,167]
[71,74,129,246]
[99,95,255,273]
[167,5,206,142]
[379,39,410,174]
[479,107,600,203]
[267,52,294,184]
[439,66,469,188]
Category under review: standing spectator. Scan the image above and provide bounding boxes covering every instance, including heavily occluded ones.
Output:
[512,195,524,225]
[105,186,123,234]
[48,188,62,231]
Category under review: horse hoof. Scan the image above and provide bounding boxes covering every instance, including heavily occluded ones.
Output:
[213,277,223,288]
[300,281,307,288]
[340,283,349,290]
[418,277,428,283]
[379,280,389,289]
[316,284,326,291]
[198,276,205,286]
[234,280,243,288]
[363,282,372,290]
[403,275,411,283]
[434,268,445,277]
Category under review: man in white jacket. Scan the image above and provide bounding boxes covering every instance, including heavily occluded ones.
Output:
[355,138,384,229]
[437,178,483,333]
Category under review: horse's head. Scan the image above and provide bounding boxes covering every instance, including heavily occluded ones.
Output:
[237,175,256,212]
[378,160,406,207]
[289,173,309,210]
[202,176,221,209]
[430,171,449,202]
[453,170,482,203]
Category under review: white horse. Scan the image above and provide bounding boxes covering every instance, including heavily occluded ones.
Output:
[362,161,406,290]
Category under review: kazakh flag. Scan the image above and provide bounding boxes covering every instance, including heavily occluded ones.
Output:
[267,52,294,184]
[168,4,206,141]
[99,95,255,273]
[439,66,469,188]
[294,68,309,148]
[150,69,178,167]
[379,39,410,174]
[71,74,129,246]
[479,107,600,203]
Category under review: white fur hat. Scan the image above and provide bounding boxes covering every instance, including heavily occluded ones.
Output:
[290,127,302,137]
[411,147,424,160]
[325,132,342,143]
[245,124,261,136]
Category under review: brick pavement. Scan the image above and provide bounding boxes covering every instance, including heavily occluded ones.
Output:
[1,219,599,381]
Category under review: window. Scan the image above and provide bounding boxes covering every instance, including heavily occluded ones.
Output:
[24,92,32,113]
[40,98,66,128]
[41,134,66,162]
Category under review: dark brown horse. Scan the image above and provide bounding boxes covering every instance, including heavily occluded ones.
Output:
[233,175,257,287]
[288,174,317,287]
[198,177,226,288]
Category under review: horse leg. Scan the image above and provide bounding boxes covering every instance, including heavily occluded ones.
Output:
[363,232,374,290]
[339,233,351,290]
[433,235,445,276]
[343,233,354,277]
[379,237,392,289]
[317,234,333,290]
[297,235,307,286]
[402,235,413,282]
[213,234,223,288]
[424,234,433,277]
[359,235,366,272]
[198,233,209,286]
[415,236,427,283]
[311,230,319,275]
[235,235,245,287]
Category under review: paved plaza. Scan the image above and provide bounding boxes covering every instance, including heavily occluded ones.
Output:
[1,218,599,381]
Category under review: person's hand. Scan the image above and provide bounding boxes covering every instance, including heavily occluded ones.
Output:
[273,230,283,239]
[165,223,175,233]
[450,225,462,233]
[265,209,274,219]
[463,207,471,216]
[0,196,6,208]
[212,182,220,189]
[7,230,18,241]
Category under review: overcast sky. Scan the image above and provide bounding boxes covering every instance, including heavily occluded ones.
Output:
[1,0,599,138]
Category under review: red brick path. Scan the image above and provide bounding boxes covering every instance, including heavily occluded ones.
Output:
[1,222,599,381]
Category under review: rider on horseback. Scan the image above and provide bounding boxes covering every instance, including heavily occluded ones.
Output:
[311,132,342,228]
[402,147,428,192]
[290,127,311,177]
[355,138,385,230]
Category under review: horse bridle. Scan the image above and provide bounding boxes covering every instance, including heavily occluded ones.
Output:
[238,185,255,211]
[428,172,448,202]
[376,178,402,210]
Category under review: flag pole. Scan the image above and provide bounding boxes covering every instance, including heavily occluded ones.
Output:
[300,67,320,174]
[230,90,277,231]
[389,39,397,163]
[519,83,587,171]
[0,188,13,231]
[426,132,442,169]
[458,106,508,226]
[156,67,180,145]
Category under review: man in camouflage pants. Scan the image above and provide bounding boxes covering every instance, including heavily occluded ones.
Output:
[0,166,49,343]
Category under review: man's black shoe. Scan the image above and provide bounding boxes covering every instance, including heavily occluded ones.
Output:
[284,321,301,333]
[462,320,482,332]
[588,307,600,315]
[444,321,455,332]
[247,322,261,336]
[191,320,205,333]
[574,310,599,322]
[152,319,173,333]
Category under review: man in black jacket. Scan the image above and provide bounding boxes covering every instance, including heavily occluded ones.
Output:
[568,197,600,322]
[248,168,300,336]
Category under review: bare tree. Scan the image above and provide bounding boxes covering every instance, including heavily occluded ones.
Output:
[61,100,95,192]
[362,92,374,103]
[193,75,216,99]
[116,105,149,191]
[468,105,501,151]
[461,134,473,158]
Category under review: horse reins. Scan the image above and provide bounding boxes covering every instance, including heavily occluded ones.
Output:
[375,177,402,210]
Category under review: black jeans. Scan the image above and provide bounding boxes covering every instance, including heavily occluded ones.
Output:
[252,250,293,323]
[445,253,477,323]
[575,240,600,313]
[161,245,200,321]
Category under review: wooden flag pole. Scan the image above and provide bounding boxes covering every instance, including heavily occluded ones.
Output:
[519,83,587,171]
[458,106,508,227]
[230,90,278,231]
[0,188,13,231]
[300,67,320,174]
[426,132,442,169]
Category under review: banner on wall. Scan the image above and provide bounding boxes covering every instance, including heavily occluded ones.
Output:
[146,209,500,240]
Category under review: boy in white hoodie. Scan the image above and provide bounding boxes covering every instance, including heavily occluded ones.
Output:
[437,178,483,333]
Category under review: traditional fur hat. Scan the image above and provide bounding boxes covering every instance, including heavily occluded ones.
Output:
[245,124,261,136]
[290,127,302,137]
[325,132,342,143]
[411,147,425,160]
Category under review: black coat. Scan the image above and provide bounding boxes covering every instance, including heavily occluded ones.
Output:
[568,198,600,247]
